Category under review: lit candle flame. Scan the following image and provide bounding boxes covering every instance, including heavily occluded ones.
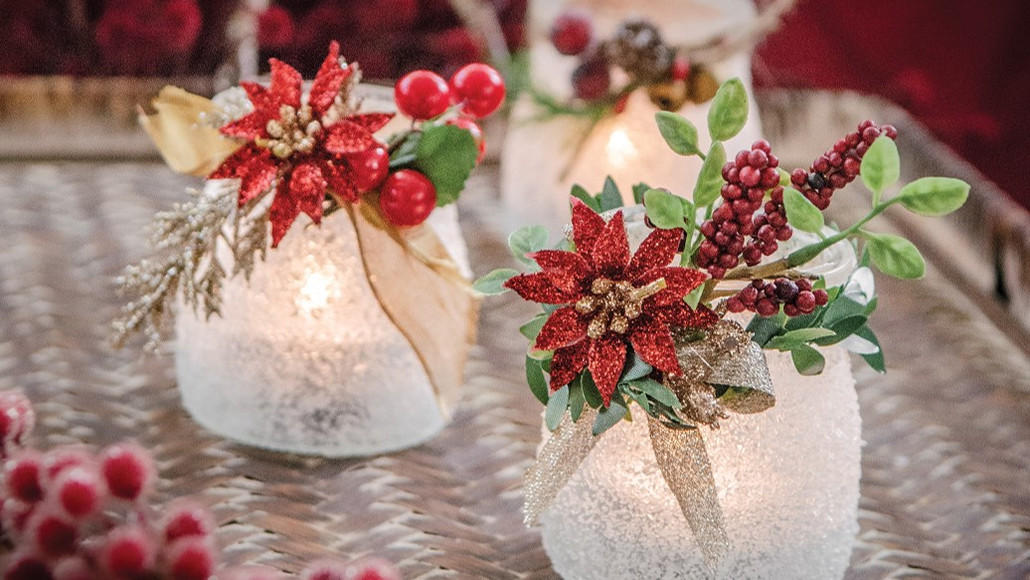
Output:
[605,129,639,168]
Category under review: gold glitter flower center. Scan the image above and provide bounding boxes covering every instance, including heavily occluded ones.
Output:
[576,277,667,339]
[256,104,322,159]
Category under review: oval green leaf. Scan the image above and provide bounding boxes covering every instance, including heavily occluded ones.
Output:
[545,384,570,431]
[508,225,549,265]
[592,400,627,436]
[414,123,478,206]
[693,142,727,208]
[790,343,826,376]
[655,111,701,156]
[896,176,970,216]
[707,78,749,142]
[783,187,825,233]
[472,268,518,295]
[866,232,926,279]
[860,135,900,196]
[525,356,549,405]
[643,188,685,229]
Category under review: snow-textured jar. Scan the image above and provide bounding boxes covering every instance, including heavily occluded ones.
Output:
[501,0,763,232]
[174,196,472,457]
[538,206,862,579]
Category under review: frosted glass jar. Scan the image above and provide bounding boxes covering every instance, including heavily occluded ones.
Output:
[502,0,763,231]
[174,196,472,457]
[537,206,862,579]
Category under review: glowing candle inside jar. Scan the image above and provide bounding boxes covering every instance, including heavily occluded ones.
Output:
[174,182,470,456]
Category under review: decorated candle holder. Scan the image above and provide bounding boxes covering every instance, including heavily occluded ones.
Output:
[501,0,769,231]
[115,44,504,456]
[477,77,969,577]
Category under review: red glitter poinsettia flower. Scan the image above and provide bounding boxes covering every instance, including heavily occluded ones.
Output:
[210,41,394,246]
[504,199,719,405]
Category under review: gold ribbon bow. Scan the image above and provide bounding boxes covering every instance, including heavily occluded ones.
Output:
[140,87,478,418]
[525,320,774,567]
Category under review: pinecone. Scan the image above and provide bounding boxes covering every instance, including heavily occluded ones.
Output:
[605,19,673,83]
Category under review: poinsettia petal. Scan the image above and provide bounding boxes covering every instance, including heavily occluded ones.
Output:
[322,160,359,203]
[220,110,271,140]
[324,121,377,155]
[625,227,682,279]
[269,185,301,248]
[652,300,720,329]
[348,113,394,133]
[590,211,631,277]
[588,335,627,406]
[241,81,275,114]
[529,250,592,294]
[237,150,277,206]
[503,272,579,305]
[210,145,253,180]
[570,197,606,257]
[629,316,681,375]
[290,161,328,224]
[210,146,276,206]
[636,266,709,306]
[308,41,350,115]
[549,340,589,391]
[269,58,303,108]
[534,307,588,351]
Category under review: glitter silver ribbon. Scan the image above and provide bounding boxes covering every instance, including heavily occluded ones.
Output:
[523,406,599,525]
[526,320,775,567]
[655,320,774,566]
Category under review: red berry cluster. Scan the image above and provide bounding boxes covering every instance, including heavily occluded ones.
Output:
[383,63,504,228]
[695,140,783,279]
[789,120,898,210]
[726,278,829,317]
[0,392,400,580]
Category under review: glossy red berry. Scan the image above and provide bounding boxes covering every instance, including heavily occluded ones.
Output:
[167,537,216,580]
[100,526,155,577]
[379,170,437,227]
[28,509,78,557]
[571,57,610,100]
[54,467,104,519]
[100,443,153,501]
[163,501,213,542]
[394,71,451,120]
[449,63,505,119]
[6,451,45,503]
[348,145,390,192]
[4,553,52,580]
[445,117,486,163]
[549,9,593,56]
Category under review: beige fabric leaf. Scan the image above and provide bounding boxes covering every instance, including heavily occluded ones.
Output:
[345,203,479,418]
[139,86,241,177]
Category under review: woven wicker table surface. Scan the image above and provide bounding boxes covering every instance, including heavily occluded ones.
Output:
[2,104,1029,578]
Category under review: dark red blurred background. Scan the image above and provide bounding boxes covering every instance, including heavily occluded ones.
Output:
[755,0,1030,211]
[1,0,1027,211]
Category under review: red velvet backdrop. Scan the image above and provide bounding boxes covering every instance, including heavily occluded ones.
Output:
[754,0,1030,210]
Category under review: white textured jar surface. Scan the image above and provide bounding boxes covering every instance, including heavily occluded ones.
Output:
[501,0,763,232]
[174,204,469,457]
[539,345,861,579]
